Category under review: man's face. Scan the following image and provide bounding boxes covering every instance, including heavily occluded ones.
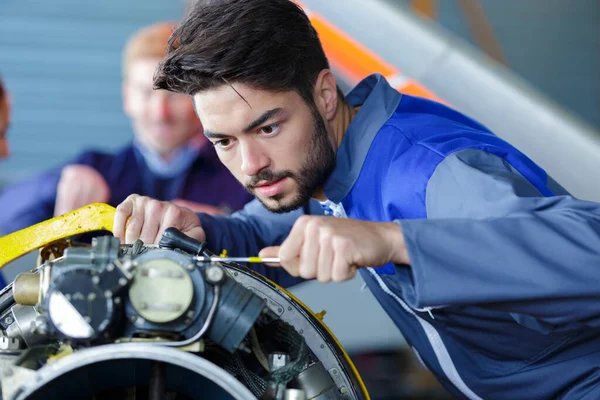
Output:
[0,94,11,159]
[193,84,336,213]
[124,58,201,157]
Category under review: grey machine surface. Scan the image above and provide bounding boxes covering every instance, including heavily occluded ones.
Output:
[0,232,368,400]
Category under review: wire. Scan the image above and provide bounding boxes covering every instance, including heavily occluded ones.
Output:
[161,284,221,348]
[249,327,270,372]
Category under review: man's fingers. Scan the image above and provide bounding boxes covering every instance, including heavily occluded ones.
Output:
[278,216,309,262]
[113,195,136,241]
[140,201,161,244]
[317,229,334,282]
[299,222,319,279]
[259,246,282,267]
[331,237,355,282]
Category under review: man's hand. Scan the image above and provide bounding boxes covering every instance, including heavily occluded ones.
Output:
[171,199,224,215]
[114,194,206,244]
[54,165,111,217]
[259,216,410,283]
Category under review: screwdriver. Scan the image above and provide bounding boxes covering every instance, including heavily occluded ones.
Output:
[193,256,280,264]
[158,227,281,264]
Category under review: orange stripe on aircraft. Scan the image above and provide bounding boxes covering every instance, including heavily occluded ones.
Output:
[298,3,443,103]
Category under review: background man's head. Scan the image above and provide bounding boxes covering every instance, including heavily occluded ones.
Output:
[123,22,201,159]
[155,0,340,213]
[0,77,11,159]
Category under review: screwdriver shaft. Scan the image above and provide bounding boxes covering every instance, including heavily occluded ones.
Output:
[193,256,280,263]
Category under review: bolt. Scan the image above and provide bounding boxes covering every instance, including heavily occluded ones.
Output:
[187,264,195,271]
[92,276,100,285]
[114,297,121,305]
[278,308,283,313]
[340,387,348,395]
[104,290,112,298]
[320,344,325,349]
[332,369,338,375]
[65,294,72,301]
[84,316,92,323]
[187,310,194,318]
[234,272,238,277]
[287,306,292,311]
[88,292,97,301]
[299,329,304,335]
[106,264,115,272]
[118,277,128,286]
[206,265,225,283]
[129,315,137,322]
[4,317,13,325]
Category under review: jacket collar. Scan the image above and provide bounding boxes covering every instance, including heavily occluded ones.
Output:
[323,74,402,203]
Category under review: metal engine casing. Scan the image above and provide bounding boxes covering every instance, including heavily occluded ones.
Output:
[0,236,369,400]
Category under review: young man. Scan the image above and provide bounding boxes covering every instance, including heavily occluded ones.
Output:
[113,1,600,398]
[0,22,252,235]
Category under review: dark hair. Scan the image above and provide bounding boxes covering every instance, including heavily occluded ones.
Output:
[154,0,331,106]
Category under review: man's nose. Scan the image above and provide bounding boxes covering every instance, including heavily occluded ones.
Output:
[240,140,270,177]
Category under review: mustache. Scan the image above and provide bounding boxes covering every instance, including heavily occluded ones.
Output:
[246,169,296,189]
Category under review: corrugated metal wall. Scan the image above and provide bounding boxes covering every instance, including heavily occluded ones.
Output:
[0,0,187,185]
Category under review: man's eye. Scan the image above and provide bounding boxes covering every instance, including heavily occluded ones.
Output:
[259,124,280,135]
[213,139,232,149]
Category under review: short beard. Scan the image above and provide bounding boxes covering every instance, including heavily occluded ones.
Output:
[247,108,336,213]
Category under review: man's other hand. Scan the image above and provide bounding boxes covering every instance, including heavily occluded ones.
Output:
[114,194,206,244]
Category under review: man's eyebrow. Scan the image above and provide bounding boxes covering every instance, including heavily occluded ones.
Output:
[243,108,283,133]
[203,130,229,139]
[203,108,284,139]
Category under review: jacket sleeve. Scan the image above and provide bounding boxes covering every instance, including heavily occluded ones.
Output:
[198,199,324,288]
[0,168,61,234]
[397,148,600,330]
[0,150,111,235]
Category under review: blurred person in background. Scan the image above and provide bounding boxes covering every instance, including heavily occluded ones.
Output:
[0,76,10,160]
[0,22,252,235]
[0,76,11,288]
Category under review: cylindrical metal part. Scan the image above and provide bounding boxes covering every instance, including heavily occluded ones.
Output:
[285,389,307,400]
[149,361,166,400]
[13,273,40,306]
[296,362,340,399]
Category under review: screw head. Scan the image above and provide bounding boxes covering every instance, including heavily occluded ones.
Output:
[4,317,13,325]
[206,265,225,284]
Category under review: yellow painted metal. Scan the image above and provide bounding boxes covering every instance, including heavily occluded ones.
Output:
[0,203,115,269]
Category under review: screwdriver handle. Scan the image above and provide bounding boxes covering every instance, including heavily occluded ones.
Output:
[159,227,208,255]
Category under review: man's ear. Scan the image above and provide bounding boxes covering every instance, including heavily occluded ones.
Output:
[313,69,339,122]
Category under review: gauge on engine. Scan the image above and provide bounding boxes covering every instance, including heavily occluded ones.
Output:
[129,258,194,323]
[47,269,115,340]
